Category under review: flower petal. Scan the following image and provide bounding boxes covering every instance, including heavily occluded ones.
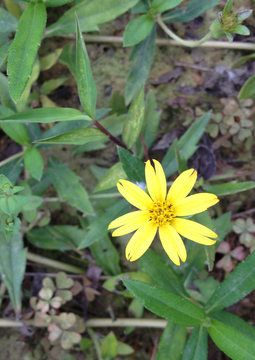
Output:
[145,160,165,202]
[117,180,153,210]
[159,225,187,264]
[108,211,145,230]
[173,193,219,217]
[154,160,167,200]
[112,218,150,237]
[167,169,197,204]
[125,222,157,261]
[171,218,217,245]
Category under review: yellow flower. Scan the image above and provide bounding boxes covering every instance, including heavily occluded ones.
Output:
[108,160,219,265]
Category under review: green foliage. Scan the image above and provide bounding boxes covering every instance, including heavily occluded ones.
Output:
[24,146,44,181]
[181,326,208,360]
[203,181,255,196]
[118,147,146,183]
[94,162,127,193]
[7,2,47,101]
[123,14,155,47]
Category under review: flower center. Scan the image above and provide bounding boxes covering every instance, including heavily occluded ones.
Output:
[148,201,173,226]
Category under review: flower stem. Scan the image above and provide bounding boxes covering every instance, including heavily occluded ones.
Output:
[157,17,212,47]
[26,252,86,274]
[0,151,24,168]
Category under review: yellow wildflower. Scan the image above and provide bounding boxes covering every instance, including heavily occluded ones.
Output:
[108,160,219,265]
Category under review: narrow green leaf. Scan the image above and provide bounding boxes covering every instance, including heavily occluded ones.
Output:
[156,320,187,360]
[211,311,255,341]
[59,42,76,77]
[163,0,220,23]
[151,0,183,14]
[139,249,189,298]
[45,0,139,37]
[7,2,47,101]
[78,199,129,249]
[123,85,144,148]
[208,319,255,360]
[175,148,187,174]
[162,112,211,177]
[90,234,121,275]
[123,279,207,327]
[48,156,94,215]
[0,8,19,32]
[232,53,255,69]
[204,250,255,314]
[117,342,134,356]
[181,326,208,360]
[0,232,27,314]
[137,91,161,158]
[234,24,250,36]
[222,0,232,14]
[76,14,97,119]
[203,181,255,196]
[183,244,206,287]
[1,123,30,146]
[94,162,127,193]
[27,225,87,250]
[39,49,63,71]
[40,77,67,95]
[123,14,154,47]
[125,25,156,105]
[34,128,107,145]
[239,73,255,99]
[0,40,13,67]
[212,212,232,243]
[118,147,146,184]
[24,147,44,181]
[44,0,74,7]
[0,108,91,123]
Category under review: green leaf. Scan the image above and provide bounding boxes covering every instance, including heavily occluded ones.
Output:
[207,319,255,360]
[0,108,91,123]
[175,147,187,174]
[163,0,220,23]
[0,157,24,185]
[34,128,107,145]
[94,163,127,193]
[45,0,139,37]
[27,225,87,250]
[139,249,189,298]
[48,156,94,215]
[0,40,13,67]
[123,279,207,326]
[0,232,27,314]
[59,42,76,77]
[232,53,255,69]
[239,73,255,99]
[39,49,63,71]
[101,332,118,360]
[40,77,67,95]
[162,112,211,177]
[117,342,134,356]
[181,326,208,360]
[211,311,255,341]
[0,8,19,32]
[123,14,155,47]
[222,0,232,14]
[212,212,232,243]
[24,147,44,181]
[204,250,255,314]
[78,199,129,248]
[234,24,250,36]
[156,321,187,360]
[44,0,74,7]
[90,235,121,276]
[0,196,16,215]
[118,147,146,184]
[1,123,30,146]
[125,25,156,105]
[137,91,161,158]
[123,85,144,148]
[76,14,97,119]
[183,244,206,287]
[151,0,183,14]
[203,181,255,196]
[22,195,43,211]
[7,2,47,101]
[0,73,16,112]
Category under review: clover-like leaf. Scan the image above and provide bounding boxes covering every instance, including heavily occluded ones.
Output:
[57,312,76,330]
[55,290,73,304]
[39,287,53,301]
[56,272,74,289]
[30,296,38,311]
[70,316,86,334]
[61,331,81,349]
[43,277,56,292]
[36,299,50,313]
[50,296,63,309]
[48,323,63,342]
[34,311,51,327]
[233,219,246,234]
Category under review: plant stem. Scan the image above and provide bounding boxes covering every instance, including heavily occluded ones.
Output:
[87,328,103,360]
[0,151,24,168]
[157,17,212,47]
[26,252,86,274]
[93,120,131,152]
[89,193,121,199]
[72,35,255,51]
